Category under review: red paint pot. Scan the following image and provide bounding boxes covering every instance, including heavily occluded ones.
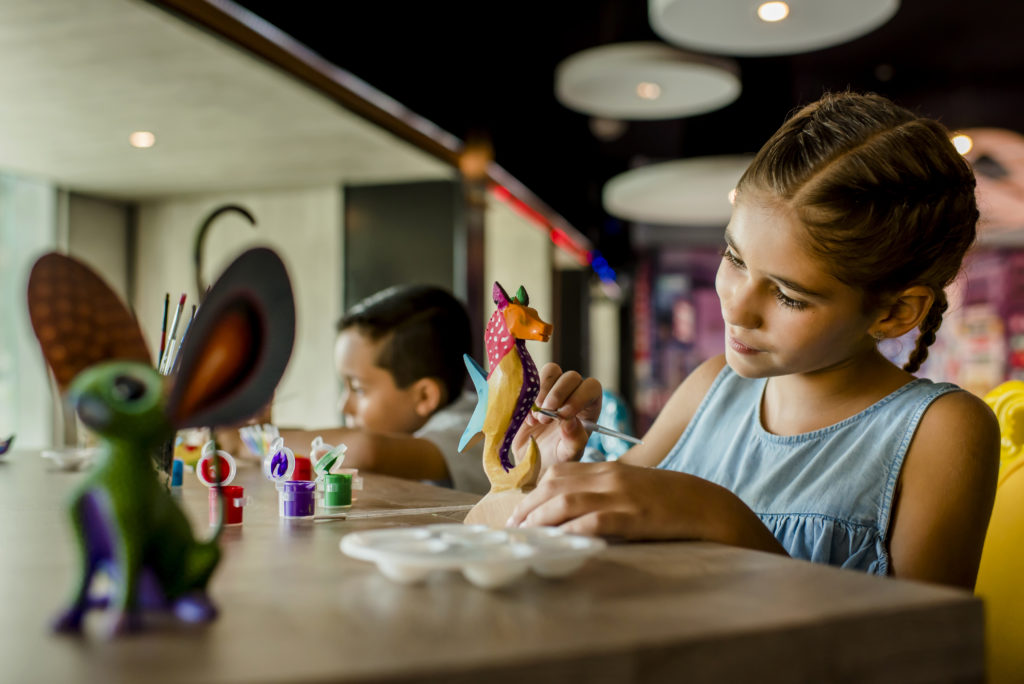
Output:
[292,455,312,481]
[209,485,246,526]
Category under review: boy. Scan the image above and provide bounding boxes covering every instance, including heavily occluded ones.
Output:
[283,285,488,494]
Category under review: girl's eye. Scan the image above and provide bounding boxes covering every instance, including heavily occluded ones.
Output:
[774,290,807,311]
[720,248,744,269]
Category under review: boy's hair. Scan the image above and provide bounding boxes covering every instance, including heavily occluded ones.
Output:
[737,90,979,373]
[338,285,471,408]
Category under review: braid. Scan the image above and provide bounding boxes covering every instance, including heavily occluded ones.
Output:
[904,292,949,374]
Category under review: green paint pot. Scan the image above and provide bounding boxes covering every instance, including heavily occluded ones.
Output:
[323,473,352,508]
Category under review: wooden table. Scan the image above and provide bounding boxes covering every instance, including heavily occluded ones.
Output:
[0,449,983,683]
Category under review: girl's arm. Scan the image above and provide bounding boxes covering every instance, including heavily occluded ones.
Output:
[887,391,1000,589]
[619,354,728,467]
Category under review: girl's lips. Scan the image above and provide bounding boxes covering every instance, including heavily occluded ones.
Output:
[728,336,761,354]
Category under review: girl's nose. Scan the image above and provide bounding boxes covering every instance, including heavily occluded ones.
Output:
[720,276,762,330]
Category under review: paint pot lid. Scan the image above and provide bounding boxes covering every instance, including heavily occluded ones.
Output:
[263,437,295,482]
[196,442,237,487]
[313,443,348,478]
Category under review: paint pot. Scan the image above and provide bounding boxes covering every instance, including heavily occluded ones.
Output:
[210,485,247,526]
[279,480,316,518]
[170,458,184,487]
[196,441,239,526]
[337,468,362,501]
[321,473,353,509]
[292,455,312,481]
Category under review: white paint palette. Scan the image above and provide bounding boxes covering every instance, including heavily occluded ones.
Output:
[340,523,606,589]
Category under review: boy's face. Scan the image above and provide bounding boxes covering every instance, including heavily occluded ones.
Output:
[334,329,427,435]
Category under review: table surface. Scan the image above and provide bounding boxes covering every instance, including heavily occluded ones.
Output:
[0,448,984,684]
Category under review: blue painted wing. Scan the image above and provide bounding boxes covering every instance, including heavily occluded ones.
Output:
[458,354,488,452]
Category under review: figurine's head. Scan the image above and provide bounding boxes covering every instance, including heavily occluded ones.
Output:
[493,283,551,343]
[70,361,169,445]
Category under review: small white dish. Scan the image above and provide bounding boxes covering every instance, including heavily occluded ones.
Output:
[41,447,98,471]
[340,524,605,589]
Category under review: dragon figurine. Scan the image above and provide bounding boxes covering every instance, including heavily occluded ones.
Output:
[26,247,294,636]
[459,282,552,527]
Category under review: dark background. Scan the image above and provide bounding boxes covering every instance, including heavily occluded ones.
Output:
[231,0,1024,272]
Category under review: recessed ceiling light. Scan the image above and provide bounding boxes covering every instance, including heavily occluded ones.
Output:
[951,133,973,155]
[129,131,156,148]
[757,2,790,22]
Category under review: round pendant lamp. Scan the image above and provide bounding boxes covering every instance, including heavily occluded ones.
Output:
[603,155,753,226]
[555,42,740,120]
[649,0,900,56]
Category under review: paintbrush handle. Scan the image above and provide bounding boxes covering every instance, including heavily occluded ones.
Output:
[531,406,643,445]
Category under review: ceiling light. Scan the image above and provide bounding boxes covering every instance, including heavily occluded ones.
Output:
[649,0,900,56]
[555,42,740,120]
[128,131,156,148]
[603,155,753,226]
[951,134,973,155]
[757,2,790,22]
[636,82,662,100]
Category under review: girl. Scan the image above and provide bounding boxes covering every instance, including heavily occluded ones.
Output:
[510,91,1000,590]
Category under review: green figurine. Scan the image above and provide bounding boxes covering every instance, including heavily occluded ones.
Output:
[27,248,295,636]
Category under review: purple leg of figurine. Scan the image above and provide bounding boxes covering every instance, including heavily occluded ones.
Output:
[53,493,113,633]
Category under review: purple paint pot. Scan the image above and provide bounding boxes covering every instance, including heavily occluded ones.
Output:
[278,480,316,518]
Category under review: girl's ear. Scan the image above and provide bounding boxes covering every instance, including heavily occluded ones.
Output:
[872,285,935,340]
[167,248,295,429]
[410,377,444,418]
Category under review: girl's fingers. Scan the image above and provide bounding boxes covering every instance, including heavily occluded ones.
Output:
[507,462,602,526]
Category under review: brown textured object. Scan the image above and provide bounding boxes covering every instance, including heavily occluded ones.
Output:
[27,252,151,389]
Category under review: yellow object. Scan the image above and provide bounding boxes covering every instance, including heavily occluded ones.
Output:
[978,380,1024,682]
[983,380,1024,477]
[173,429,207,468]
[976,457,1024,683]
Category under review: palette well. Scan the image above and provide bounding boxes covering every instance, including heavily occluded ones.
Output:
[340,523,606,589]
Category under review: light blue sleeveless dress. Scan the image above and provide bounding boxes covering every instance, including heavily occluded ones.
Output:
[657,365,961,574]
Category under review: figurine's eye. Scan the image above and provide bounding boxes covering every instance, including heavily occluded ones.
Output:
[111,374,147,402]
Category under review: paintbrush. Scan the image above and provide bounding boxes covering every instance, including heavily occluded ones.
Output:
[531,405,643,445]
[157,293,169,368]
[160,293,186,375]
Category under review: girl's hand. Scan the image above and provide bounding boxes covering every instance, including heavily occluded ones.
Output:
[512,363,602,473]
[508,461,789,556]
[507,461,711,539]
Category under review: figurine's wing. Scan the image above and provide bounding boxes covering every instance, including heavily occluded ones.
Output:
[27,252,151,390]
[458,354,488,453]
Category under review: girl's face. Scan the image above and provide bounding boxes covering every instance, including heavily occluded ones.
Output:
[715,196,879,379]
[334,329,426,435]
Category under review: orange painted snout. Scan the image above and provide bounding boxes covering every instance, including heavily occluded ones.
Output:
[504,303,552,342]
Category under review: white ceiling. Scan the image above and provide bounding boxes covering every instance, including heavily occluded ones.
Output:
[0,0,454,201]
